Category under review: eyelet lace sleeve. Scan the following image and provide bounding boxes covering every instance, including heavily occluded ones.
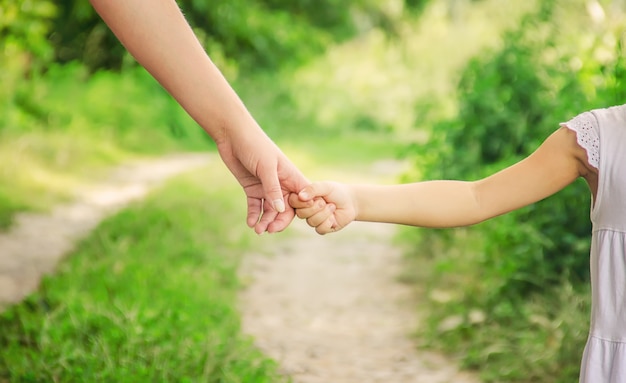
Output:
[560,111,600,169]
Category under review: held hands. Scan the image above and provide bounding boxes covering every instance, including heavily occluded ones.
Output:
[289,182,357,235]
[215,120,356,236]
[89,0,336,235]
[216,128,309,234]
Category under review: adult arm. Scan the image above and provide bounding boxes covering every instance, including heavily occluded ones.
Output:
[90,0,309,233]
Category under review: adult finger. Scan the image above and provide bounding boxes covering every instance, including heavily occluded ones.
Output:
[288,193,315,209]
[266,209,296,233]
[279,159,310,196]
[267,164,309,212]
[246,196,262,228]
[254,199,279,234]
[298,182,334,201]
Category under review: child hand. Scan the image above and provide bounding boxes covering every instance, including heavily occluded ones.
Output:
[288,195,337,234]
[289,182,357,235]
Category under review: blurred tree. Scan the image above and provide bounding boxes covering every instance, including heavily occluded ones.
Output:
[0,0,56,70]
[49,0,125,70]
[0,0,57,132]
[418,0,599,299]
[45,0,387,72]
[404,0,432,13]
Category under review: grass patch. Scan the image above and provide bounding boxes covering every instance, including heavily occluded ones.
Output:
[0,129,130,224]
[0,63,214,230]
[0,167,286,383]
[401,226,591,382]
[0,189,28,230]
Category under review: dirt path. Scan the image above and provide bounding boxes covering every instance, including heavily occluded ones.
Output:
[0,153,211,310]
[239,162,480,383]
[1,152,480,381]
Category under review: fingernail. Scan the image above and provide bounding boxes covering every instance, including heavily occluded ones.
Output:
[299,191,309,199]
[273,199,285,213]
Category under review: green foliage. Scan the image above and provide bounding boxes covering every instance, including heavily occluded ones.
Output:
[0,61,212,229]
[0,190,27,230]
[49,0,126,70]
[186,0,328,70]
[35,63,209,150]
[403,0,431,12]
[259,0,362,31]
[48,0,377,72]
[0,171,285,382]
[0,0,56,63]
[414,259,591,383]
[0,0,393,228]
[407,0,626,381]
[0,0,56,131]
[419,0,595,298]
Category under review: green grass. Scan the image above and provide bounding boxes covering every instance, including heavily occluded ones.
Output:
[0,63,214,231]
[0,167,286,383]
[0,1,573,380]
[401,225,591,382]
[0,129,130,228]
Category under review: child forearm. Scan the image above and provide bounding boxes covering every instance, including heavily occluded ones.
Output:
[352,181,490,228]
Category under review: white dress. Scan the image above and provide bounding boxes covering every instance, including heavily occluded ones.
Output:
[560,104,626,382]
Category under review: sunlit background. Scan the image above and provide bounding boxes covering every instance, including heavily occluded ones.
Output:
[1,0,625,382]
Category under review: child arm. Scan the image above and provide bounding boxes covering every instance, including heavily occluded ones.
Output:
[294,126,592,233]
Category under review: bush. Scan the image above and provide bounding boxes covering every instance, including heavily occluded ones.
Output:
[48,0,380,72]
[421,0,593,297]
[407,0,626,381]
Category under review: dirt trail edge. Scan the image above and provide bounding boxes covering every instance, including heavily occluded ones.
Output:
[0,153,212,310]
[239,163,480,383]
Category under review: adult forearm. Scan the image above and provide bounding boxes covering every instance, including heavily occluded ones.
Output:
[352,181,488,228]
[90,0,255,143]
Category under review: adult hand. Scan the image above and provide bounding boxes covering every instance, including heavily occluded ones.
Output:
[216,127,309,234]
[90,0,309,233]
